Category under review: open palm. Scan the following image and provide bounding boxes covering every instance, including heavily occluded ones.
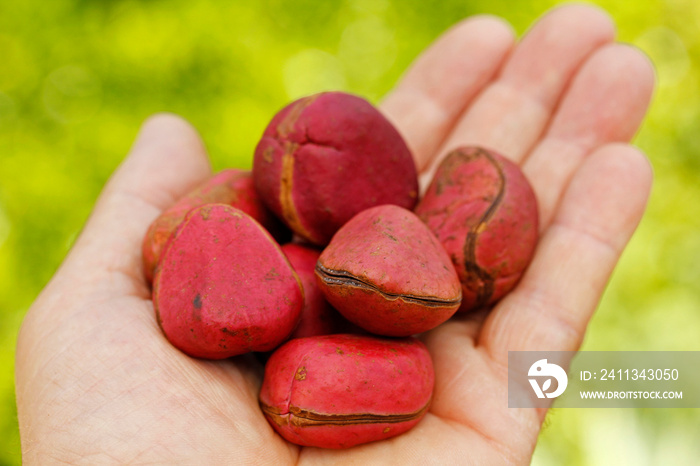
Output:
[16,5,654,464]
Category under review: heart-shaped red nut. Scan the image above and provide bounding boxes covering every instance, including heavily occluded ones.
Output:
[253,91,419,246]
[281,243,353,339]
[153,204,302,359]
[415,146,539,312]
[316,205,462,336]
[142,169,289,283]
[259,334,434,449]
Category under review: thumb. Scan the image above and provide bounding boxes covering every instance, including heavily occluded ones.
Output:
[62,113,212,296]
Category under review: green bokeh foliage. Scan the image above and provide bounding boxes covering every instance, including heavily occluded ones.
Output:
[0,0,698,464]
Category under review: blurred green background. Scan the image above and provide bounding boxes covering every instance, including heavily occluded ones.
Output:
[0,0,698,463]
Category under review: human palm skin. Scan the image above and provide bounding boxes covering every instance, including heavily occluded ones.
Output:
[15,5,654,464]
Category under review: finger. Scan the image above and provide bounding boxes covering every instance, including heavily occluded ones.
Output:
[479,144,653,364]
[422,4,615,184]
[65,113,211,292]
[380,15,515,171]
[523,44,655,228]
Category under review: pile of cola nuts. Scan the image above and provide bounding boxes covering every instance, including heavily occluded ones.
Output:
[143,92,539,449]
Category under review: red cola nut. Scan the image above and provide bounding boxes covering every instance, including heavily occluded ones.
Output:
[153,204,302,359]
[142,169,289,282]
[253,91,419,246]
[259,334,434,449]
[281,243,352,339]
[316,205,462,336]
[415,146,539,312]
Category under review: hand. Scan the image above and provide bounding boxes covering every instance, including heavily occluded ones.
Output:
[15,4,654,464]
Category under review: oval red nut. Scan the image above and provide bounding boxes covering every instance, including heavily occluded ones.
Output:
[415,146,539,312]
[281,243,351,339]
[253,91,419,245]
[259,334,434,449]
[153,204,303,359]
[142,169,289,283]
[316,205,462,336]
